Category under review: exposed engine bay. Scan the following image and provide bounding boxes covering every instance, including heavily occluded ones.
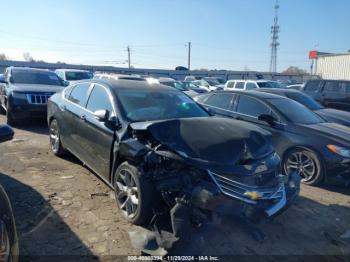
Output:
[117,117,300,255]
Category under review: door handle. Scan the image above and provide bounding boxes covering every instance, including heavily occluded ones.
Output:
[59,105,66,111]
[80,115,86,121]
[236,117,243,120]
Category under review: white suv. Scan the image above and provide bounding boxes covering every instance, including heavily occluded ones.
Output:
[224,80,281,90]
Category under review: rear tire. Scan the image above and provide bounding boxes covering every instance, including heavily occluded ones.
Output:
[113,162,158,225]
[49,119,66,157]
[283,147,324,186]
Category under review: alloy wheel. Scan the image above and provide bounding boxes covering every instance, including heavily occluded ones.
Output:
[49,120,60,153]
[285,151,317,182]
[115,169,139,218]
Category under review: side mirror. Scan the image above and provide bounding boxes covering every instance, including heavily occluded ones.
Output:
[258,114,276,126]
[0,124,14,143]
[63,80,70,87]
[94,109,109,122]
[207,108,216,116]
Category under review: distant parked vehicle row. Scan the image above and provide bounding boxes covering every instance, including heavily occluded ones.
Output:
[224,80,282,90]
[303,79,350,112]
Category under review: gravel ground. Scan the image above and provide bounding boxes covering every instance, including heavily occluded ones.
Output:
[0,115,349,261]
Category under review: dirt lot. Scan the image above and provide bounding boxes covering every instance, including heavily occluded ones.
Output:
[0,114,349,261]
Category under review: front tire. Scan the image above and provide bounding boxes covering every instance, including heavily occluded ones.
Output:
[49,119,66,157]
[283,148,324,186]
[113,162,157,225]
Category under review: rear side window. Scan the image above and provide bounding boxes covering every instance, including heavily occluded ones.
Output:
[246,83,257,90]
[305,80,322,92]
[236,95,270,117]
[205,93,234,110]
[86,84,114,114]
[226,81,235,88]
[324,81,343,92]
[68,83,90,107]
[235,82,245,89]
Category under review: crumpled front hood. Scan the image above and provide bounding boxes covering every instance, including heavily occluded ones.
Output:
[132,117,274,172]
[10,84,64,93]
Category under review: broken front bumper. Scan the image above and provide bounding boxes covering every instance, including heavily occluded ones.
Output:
[200,170,300,221]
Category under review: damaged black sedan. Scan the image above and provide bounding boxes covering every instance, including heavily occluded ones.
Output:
[47,79,299,240]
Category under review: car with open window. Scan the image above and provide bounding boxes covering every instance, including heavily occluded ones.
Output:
[195,90,350,186]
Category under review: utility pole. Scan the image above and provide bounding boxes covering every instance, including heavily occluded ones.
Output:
[187,42,191,71]
[127,45,131,69]
[269,0,280,73]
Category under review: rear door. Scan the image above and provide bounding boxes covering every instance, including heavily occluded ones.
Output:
[76,83,116,180]
[63,82,92,155]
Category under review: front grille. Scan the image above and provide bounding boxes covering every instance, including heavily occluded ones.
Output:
[208,171,284,204]
[26,93,54,105]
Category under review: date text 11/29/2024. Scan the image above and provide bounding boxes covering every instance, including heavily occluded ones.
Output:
[127,256,219,261]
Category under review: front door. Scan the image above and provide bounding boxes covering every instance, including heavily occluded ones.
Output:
[75,83,116,180]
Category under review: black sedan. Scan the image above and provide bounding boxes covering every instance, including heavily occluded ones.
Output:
[195,90,350,186]
[257,88,350,127]
[0,124,19,262]
[47,79,299,250]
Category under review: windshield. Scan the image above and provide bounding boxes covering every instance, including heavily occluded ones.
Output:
[66,71,93,81]
[11,70,63,86]
[257,81,280,88]
[286,92,323,110]
[267,98,323,125]
[162,81,188,91]
[117,90,209,122]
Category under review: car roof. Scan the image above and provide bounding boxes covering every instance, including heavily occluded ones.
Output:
[158,77,176,82]
[227,79,274,82]
[214,89,286,99]
[55,69,91,73]
[257,88,303,95]
[90,78,177,92]
[10,67,53,73]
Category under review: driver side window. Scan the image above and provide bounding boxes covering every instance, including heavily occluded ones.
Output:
[86,84,114,115]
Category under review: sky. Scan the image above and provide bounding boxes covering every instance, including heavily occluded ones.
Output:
[0,0,349,72]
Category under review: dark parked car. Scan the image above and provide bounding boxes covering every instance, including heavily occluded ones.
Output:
[0,67,65,125]
[257,88,350,127]
[195,90,350,186]
[182,81,209,94]
[303,79,350,112]
[0,124,19,262]
[47,79,299,248]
